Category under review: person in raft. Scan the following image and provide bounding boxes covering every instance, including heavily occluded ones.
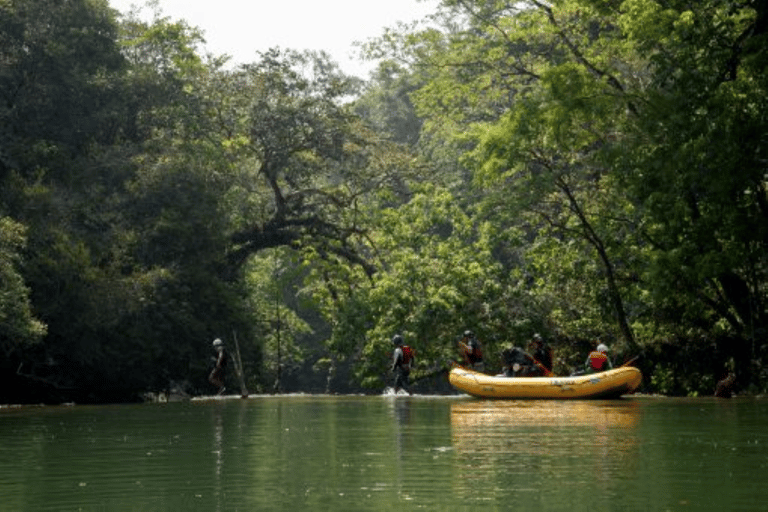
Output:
[391,334,414,395]
[529,333,554,374]
[585,342,613,373]
[208,338,228,395]
[499,346,534,377]
[459,330,484,371]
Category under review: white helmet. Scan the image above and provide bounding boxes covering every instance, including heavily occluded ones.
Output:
[212,338,224,348]
[597,343,609,353]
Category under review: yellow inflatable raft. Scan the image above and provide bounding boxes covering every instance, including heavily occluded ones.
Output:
[449,365,642,399]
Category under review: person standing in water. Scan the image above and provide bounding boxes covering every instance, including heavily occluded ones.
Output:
[208,338,228,395]
[391,334,414,395]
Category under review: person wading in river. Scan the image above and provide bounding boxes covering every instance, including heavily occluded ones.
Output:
[391,334,414,395]
[208,338,228,395]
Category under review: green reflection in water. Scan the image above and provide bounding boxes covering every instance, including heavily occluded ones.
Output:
[1,396,767,511]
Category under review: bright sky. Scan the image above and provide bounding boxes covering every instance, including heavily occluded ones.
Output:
[108,0,439,78]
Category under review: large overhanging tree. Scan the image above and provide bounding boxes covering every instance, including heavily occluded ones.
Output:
[2,0,422,398]
[148,48,416,280]
[125,42,424,390]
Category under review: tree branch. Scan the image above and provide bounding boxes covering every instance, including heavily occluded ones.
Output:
[530,0,638,116]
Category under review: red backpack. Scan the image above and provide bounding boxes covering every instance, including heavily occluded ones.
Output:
[401,345,414,365]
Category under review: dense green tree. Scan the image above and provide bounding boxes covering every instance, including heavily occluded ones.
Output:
[613,0,768,340]
[0,0,135,400]
[369,0,642,349]
[0,0,125,182]
[301,183,541,389]
[1,2,252,400]
[0,218,46,358]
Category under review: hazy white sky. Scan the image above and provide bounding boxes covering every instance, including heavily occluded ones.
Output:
[108,0,439,77]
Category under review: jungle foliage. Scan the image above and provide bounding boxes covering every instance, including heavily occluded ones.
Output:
[1,0,765,402]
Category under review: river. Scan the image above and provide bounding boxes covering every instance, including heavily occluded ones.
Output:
[1,395,767,511]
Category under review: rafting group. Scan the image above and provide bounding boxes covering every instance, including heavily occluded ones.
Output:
[390,330,642,399]
[458,330,618,376]
[451,331,642,399]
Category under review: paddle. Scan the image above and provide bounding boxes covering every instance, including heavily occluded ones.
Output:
[619,354,641,368]
[526,353,554,377]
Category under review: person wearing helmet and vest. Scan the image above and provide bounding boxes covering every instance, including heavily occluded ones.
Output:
[585,342,613,373]
[391,334,414,395]
[459,330,484,371]
[208,338,228,395]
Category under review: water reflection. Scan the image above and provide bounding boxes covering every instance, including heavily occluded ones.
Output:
[388,398,411,499]
[3,397,768,510]
[449,399,642,507]
[388,398,412,458]
[211,404,223,511]
[450,399,641,429]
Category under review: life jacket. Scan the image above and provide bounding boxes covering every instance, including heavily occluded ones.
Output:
[401,345,414,365]
[466,339,482,363]
[588,351,608,370]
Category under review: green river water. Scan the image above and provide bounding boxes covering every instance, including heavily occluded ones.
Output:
[1,395,767,511]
